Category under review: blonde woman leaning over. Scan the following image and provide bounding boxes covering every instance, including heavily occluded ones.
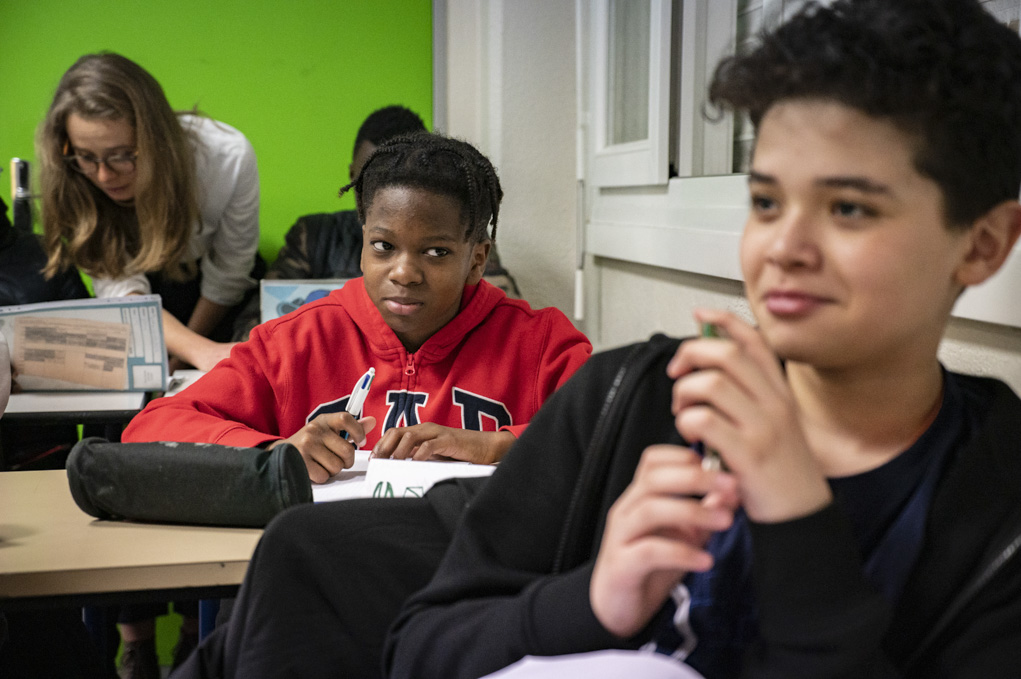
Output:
[39,52,262,373]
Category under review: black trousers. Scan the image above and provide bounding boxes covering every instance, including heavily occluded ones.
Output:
[171,478,480,679]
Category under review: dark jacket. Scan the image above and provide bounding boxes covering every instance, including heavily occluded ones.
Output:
[0,210,89,308]
[232,210,522,340]
[385,336,1021,679]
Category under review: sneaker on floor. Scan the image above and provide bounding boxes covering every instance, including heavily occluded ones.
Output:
[171,631,199,671]
[119,638,160,679]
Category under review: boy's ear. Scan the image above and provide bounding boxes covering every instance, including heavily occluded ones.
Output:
[466,239,492,285]
[954,200,1021,287]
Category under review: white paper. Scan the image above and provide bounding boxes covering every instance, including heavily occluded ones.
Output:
[481,651,706,679]
[163,369,207,397]
[311,452,496,502]
[363,457,495,498]
[5,390,147,416]
[312,451,372,502]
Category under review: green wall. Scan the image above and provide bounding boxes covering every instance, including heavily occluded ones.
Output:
[0,0,433,264]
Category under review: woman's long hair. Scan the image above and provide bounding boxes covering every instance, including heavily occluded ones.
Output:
[39,52,197,280]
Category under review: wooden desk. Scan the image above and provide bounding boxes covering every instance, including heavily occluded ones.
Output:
[0,470,262,609]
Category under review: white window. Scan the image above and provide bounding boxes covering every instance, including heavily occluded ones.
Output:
[582,0,1021,328]
[584,0,762,281]
[590,0,672,187]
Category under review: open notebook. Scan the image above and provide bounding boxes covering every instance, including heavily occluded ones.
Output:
[0,295,167,391]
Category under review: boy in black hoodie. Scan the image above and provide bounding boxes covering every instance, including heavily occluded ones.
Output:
[385,1,1021,677]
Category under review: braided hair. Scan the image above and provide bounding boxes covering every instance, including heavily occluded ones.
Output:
[340,133,502,243]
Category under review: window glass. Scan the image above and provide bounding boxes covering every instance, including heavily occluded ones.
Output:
[731,0,761,172]
[731,0,801,172]
[608,0,651,145]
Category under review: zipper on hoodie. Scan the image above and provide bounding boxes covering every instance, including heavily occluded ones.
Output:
[405,353,416,376]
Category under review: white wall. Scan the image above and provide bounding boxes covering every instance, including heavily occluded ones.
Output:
[596,260,1021,395]
[442,0,1021,395]
[443,0,579,314]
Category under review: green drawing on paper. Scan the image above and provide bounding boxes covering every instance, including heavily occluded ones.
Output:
[372,481,394,498]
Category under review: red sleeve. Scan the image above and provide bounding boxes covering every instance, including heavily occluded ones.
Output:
[123,326,286,449]
[502,309,591,438]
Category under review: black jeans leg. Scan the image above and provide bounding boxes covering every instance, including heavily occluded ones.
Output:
[172,497,452,679]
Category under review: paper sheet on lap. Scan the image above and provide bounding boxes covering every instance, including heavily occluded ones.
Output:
[480,651,706,679]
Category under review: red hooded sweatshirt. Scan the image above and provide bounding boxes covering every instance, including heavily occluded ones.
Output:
[123,278,591,450]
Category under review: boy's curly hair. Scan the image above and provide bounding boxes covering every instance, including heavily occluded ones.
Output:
[709,0,1021,228]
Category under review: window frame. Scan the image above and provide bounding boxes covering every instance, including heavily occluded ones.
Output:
[582,0,1021,329]
[589,0,673,188]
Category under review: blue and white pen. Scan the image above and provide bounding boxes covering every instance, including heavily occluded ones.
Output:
[342,367,375,440]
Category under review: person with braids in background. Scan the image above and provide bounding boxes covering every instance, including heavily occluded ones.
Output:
[230,105,521,341]
[127,132,591,678]
[124,131,588,470]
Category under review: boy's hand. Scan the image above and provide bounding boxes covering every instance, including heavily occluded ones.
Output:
[667,310,831,523]
[590,446,738,638]
[371,424,514,465]
[269,414,376,483]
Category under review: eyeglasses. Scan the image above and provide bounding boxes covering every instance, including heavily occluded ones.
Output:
[63,142,138,176]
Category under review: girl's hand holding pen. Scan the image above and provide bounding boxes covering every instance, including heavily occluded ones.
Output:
[667,309,831,523]
[269,413,377,484]
[274,365,378,483]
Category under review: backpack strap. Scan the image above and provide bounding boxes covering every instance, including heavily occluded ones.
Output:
[552,333,678,573]
[903,508,1021,671]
